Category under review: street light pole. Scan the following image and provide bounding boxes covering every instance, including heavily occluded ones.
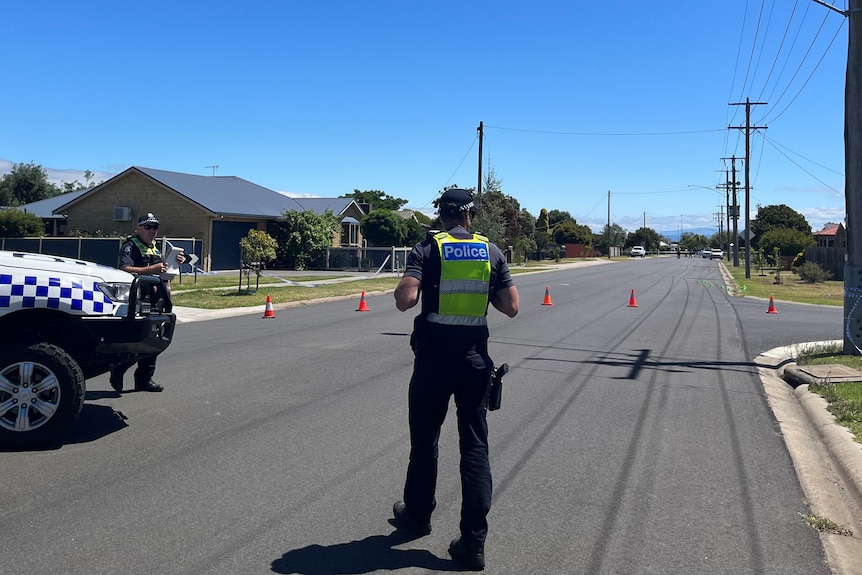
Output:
[844,0,862,354]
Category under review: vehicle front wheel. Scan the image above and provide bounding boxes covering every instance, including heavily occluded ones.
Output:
[0,343,85,449]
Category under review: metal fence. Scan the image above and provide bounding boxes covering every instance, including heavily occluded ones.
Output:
[325,246,410,272]
[0,236,204,274]
[0,236,410,273]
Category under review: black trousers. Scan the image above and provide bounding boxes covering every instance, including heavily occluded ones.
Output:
[403,338,493,547]
[110,355,158,386]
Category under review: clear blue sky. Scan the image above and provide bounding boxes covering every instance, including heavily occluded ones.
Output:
[0,0,849,237]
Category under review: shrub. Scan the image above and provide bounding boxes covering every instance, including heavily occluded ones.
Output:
[0,210,45,237]
[793,261,832,283]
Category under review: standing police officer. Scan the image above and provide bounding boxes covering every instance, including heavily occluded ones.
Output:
[109,212,184,394]
[391,187,519,570]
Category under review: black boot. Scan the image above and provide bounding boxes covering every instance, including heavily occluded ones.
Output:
[135,380,164,392]
[448,537,485,570]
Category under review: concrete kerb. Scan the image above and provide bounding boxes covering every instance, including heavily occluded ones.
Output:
[758,344,862,574]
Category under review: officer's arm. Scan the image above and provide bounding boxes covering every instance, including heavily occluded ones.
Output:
[394,276,420,311]
[490,286,519,318]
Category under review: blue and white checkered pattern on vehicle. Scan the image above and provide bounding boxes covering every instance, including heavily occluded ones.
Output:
[0,273,114,314]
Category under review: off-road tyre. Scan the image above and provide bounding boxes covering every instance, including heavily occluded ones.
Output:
[0,343,85,449]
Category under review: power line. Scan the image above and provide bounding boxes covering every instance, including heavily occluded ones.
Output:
[484,125,725,137]
[762,15,846,123]
[759,133,845,196]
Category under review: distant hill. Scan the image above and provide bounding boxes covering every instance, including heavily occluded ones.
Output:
[659,228,718,242]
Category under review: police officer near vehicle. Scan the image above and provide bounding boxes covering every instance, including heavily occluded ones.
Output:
[391,187,519,570]
[109,212,184,393]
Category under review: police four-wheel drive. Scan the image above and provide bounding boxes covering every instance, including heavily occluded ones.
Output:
[0,250,176,448]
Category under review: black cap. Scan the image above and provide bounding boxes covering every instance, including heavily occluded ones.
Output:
[437,188,475,211]
[138,212,160,226]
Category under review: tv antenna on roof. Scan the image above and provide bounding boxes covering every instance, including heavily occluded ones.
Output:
[205,165,219,176]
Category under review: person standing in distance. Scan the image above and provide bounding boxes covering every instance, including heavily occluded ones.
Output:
[391,187,519,570]
[109,212,184,394]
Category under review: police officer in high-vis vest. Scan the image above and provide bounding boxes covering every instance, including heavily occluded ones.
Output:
[391,187,519,570]
[109,212,184,394]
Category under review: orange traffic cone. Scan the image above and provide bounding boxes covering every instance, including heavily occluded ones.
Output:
[356,291,370,312]
[766,295,778,314]
[262,294,275,318]
[541,286,553,306]
[627,289,638,308]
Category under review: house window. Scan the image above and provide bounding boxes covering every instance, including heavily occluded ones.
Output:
[341,219,360,247]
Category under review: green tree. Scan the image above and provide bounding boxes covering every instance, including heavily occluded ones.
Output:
[0,210,45,237]
[412,210,431,226]
[750,204,811,247]
[61,170,101,193]
[277,209,340,270]
[679,232,709,252]
[627,227,661,251]
[534,208,553,254]
[552,220,592,245]
[404,217,426,246]
[240,229,278,270]
[547,209,573,227]
[239,229,278,289]
[513,208,537,263]
[471,173,506,246]
[341,189,407,211]
[360,210,409,246]
[594,223,627,253]
[519,208,536,241]
[0,162,61,206]
[759,227,815,257]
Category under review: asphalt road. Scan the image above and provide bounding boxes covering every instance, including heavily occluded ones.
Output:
[0,256,849,574]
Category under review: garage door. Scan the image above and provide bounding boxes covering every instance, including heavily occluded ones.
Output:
[211,221,257,270]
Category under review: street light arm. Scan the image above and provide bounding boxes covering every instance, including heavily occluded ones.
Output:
[810,0,848,17]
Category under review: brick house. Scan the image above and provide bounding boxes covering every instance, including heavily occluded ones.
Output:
[32,166,365,271]
[813,221,846,248]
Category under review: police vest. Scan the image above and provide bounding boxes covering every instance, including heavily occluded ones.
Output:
[130,237,162,266]
[427,231,491,326]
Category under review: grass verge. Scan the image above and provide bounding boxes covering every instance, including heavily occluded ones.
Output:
[171,276,401,309]
[720,267,862,443]
[723,263,843,306]
[170,273,345,292]
[792,342,862,444]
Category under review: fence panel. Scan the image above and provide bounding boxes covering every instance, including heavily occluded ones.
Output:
[326,247,409,272]
[804,246,845,281]
[0,237,202,271]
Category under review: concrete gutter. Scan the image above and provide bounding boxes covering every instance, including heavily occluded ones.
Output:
[758,344,862,574]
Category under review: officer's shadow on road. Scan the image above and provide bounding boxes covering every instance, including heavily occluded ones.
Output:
[271,529,462,574]
[65,402,129,444]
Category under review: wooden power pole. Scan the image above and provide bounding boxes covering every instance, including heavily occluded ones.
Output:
[729,99,767,279]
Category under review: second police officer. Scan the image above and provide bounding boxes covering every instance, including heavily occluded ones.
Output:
[391,187,519,570]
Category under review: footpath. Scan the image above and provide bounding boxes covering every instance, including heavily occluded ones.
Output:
[174,258,862,573]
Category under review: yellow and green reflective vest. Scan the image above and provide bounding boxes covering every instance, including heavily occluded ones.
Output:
[427,231,491,326]
[130,237,162,264]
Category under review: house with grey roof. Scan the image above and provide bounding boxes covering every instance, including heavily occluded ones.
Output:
[46,166,365,270]
[15,187,92,236]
